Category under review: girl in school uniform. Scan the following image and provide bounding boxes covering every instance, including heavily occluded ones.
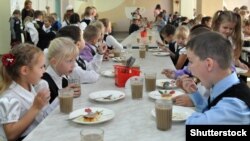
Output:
[212,10,249,70]
[99,18,123,50]
[56,25,103,84]
[172,25,190,69]
[0,44,50,141]
[41,37,80,104]
[37,15,56,50]
[80,6,94,27]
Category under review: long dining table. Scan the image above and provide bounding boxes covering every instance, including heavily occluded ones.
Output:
[23,49,187,141]
[121,28,162,49]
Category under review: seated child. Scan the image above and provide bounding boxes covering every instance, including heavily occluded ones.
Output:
[41,37,80,104]
[56,25,103,83]
[0,44,50,140]
[99,18,123,50]
[80,24,106,62]
[129,18,140,34]
[185,32,250,124]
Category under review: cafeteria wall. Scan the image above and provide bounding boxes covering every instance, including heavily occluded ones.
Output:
[223,0,250,11]
[0,1,11,54]
[67,0,172,32]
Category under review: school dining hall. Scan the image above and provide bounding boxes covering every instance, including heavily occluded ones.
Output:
[0,0,250,141]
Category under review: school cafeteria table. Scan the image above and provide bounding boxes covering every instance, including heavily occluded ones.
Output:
[121,28,162,49]
[23,50,189,141]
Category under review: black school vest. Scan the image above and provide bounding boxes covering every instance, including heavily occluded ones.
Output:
[42,73,68,103]
[81,19,91,25]
[104,34,113,49]
[207,82,250,109]
[76,57,86,70]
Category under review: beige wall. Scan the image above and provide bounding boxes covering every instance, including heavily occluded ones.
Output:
[71,0,172,32]
[180,0,196,19]
[223,0,250,10]
[197,0,223,17]
[10,0,55,14]
[0,1,11,54]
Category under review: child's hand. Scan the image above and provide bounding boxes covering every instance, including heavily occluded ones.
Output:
[97,42,107,55]
[156,40,164,47]
[162,47,170,52]
[238,62,249,70]
[161,69,175,79]
[68,83,81,98]
[172,94,194,107]
[103,50,110,61]
[177,75,197,93]
[33,88,50,110]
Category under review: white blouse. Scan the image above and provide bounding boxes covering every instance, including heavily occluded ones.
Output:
[105,34,123,50]
[0,82,49,140]
[179,46,187,55]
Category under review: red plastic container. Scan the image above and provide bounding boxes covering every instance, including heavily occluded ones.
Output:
[140,29,147,38]
[114,65,140,87]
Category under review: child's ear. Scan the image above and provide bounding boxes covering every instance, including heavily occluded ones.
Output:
[75,41,81,48]
[50,57,57,66]
[93,37,99,44]
[20,65,30,76]
[206,58,214,72]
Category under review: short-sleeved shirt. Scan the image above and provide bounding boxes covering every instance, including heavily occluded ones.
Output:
[0,82,49,140]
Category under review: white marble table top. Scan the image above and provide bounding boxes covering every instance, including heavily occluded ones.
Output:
[121,29,162,48]
[23,50,187,141]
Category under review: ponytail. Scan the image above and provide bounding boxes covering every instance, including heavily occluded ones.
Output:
[0,65,12,94]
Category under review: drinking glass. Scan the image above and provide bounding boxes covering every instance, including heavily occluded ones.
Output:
[58,88,74,113]
[80,128,104,141]
[155,99,172,131]
[130,77,144,99]
[68,78,81,97]
[144,72,156,92]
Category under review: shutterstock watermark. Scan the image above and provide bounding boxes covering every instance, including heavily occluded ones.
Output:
[186,125,249,140]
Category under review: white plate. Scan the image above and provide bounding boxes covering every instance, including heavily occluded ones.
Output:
[156,79,177,89]
[69,107,115,124]
[148,90,184,100]
[89,90,125,102]
[151,105,195,122]
[148,48,163,52]
[109,53,114,58]
[112,57,122,62]
[235,67,248,74]
[152,52,170,56]
[101,70,115,77]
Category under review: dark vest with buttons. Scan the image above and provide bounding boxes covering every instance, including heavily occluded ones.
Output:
[81,19,91,25]
[42,73,68,103]
[76,57,86,70]
[207,82,250,110]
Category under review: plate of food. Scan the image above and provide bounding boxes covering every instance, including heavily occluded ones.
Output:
[100,70,115,77]
[89,90,125,102]
[112,57,122,62]
[148,90,184,100]
[235,67,248,74]
[148,48,163,52]
[152,52,170,56]
[151,105,195,122]
[156,79,177,89]
[69,107,115,124]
